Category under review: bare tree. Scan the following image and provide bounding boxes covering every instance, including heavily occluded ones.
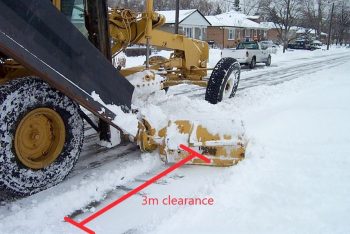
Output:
[333,0,350,45]
[108,0,216,15]
[196,0,216,15]
[299,0,328,39]
[214,4,223,14]
[242,0,265,15]
[108,0,144,11]
[261,0,302,52]
[211,0,234,13]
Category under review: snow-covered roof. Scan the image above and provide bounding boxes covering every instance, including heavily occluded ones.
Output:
[246,15,260,20]
[156,9,198,24]
[260,23,328,36]
[206,11,265,29]
[205,16,221,26]
[259,22,297,30]
[296,27,328,36]
[259,22,279,29]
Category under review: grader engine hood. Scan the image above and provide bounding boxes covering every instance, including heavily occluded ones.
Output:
[0,0,134,127]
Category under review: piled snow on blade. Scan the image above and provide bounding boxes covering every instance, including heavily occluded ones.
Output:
[92,71,246,142]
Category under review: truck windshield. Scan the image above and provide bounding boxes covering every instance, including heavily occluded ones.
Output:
[237,42,259,50]
[61,0,88,37]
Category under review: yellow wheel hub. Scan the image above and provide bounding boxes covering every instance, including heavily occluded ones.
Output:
[15,108,66,169]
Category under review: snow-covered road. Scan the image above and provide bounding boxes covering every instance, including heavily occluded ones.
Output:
[170,48,350,97]
[1,48,349,234]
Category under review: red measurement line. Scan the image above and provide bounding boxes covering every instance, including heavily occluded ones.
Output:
[64,144,210,233]
[179,144,211,163]
[64,217,95,234]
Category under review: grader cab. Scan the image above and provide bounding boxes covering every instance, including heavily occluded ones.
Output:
[0,0,245,197]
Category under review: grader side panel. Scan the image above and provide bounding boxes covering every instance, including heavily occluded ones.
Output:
[0,0,134,127]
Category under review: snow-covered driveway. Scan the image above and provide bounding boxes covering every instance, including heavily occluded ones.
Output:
[1,48,349,234]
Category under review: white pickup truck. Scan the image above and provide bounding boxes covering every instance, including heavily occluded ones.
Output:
[222,41,272,69]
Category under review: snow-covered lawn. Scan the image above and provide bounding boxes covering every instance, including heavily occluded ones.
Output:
[1,47,349,234]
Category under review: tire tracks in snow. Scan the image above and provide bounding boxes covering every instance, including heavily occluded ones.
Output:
[171,52,350,99]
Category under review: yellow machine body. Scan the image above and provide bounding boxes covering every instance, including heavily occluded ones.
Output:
[108,6,210,87]
[0,0,245,168]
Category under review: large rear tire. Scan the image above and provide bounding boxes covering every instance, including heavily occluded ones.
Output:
[0,77,84,197]
[205,57,241,104]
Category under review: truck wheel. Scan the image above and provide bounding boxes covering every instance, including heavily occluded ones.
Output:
[0,77,84,197]
[265,55,271,66]
[205,57,241,104]
[249,57,256,69]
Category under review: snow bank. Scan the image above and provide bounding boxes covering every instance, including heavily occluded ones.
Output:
[149,50,350,234]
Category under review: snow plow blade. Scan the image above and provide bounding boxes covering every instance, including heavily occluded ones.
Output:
[0,0,134,127]
[138,120,246,167]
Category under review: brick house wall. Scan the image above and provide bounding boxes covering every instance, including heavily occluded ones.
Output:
[207,27,267,48]
[267,29,280,43]
[207,27,244,48]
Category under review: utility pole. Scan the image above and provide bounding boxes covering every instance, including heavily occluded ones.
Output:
[284,0,291,53]
[318,0,323,39]
[327,2,335,50]
[243,0,246,14]
[175,0,180,34]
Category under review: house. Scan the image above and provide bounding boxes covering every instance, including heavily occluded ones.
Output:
[206,11,268,48]
[156,9,211,40]
[260,22,301,44]
[260,22,328,44]
[259,22,282,44]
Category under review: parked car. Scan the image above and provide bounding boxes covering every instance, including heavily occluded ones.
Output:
[310,40,322,50]
[288,39,320,51]
[260,40,279,54]
[222,41,272,69]
[288,39,311,50]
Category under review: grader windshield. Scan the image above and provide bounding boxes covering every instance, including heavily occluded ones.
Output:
[54,0,88,36]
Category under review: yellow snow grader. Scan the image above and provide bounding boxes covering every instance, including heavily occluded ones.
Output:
[0,0,245,197]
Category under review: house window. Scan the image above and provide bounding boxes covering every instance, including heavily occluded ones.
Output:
[184,27,193,38]
[195,27,205,40]
[228,28,235,40]
[245,29,250,37]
